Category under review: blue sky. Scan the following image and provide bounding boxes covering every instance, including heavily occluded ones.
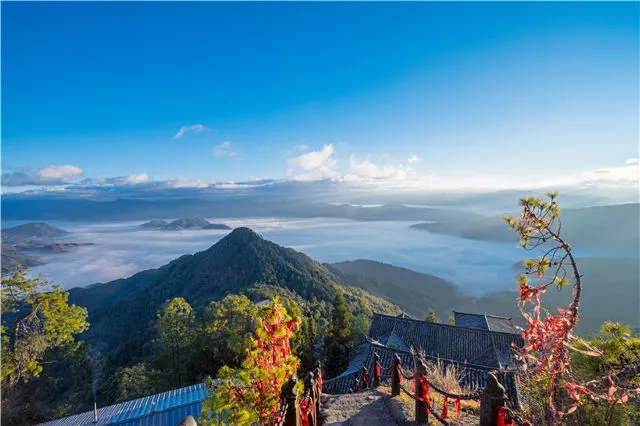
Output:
[2,2,638,195]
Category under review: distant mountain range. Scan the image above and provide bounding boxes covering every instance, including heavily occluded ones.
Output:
[140,217,231,230]
[411,202,640,252]
[2,198,478,223]
[1,222,93,269]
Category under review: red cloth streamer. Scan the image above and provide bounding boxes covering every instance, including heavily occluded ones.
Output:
[375,363,381,381]
[362,370,368,388]
[300,398,311,426]
[418,377,431,415]
[440,396,448,420]
[454,395,461,426]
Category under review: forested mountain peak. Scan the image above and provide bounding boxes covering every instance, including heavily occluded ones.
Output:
[71,227,398,365]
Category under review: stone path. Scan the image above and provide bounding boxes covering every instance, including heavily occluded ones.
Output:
[320,389,398,426]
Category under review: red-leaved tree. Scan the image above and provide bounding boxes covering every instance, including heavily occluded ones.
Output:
[505,193,639,424]
[200,297,301,425]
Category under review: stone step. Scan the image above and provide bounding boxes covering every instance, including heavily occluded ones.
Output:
[320,390,397,426]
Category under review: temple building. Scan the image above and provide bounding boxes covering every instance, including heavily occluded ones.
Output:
[322,312,523,402]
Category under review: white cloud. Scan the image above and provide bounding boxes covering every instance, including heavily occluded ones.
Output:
[578,161,639,187]
[298,145,309,151]
[408,155,420,164]
[624,158,639,166]
[174,124,206,139]
[213,141,238,157]
[35,165,83,182]
[346,157,409,181]
[162,178,209,189]
[286,144,338,180]
[106,173,150,185]
[288,144,335,171]
[3,164,84,186]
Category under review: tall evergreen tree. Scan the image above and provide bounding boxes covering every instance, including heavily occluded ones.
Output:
[324,292,351,378]
[154,297,195,387]
[296,316,318,374]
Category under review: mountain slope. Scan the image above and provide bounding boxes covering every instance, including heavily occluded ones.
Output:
[328,257,640,335]
[71,228,400,363]
[2,222,69,242]
[1,243,42,268]
[411,203,639,252]
[327,260,474,319]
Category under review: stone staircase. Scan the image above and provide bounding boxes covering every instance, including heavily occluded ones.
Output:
[320,389,398,426]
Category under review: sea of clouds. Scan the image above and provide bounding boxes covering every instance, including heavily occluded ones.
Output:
[3,217,623,295]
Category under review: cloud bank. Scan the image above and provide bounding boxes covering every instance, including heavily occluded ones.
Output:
[3,165,83,186]
[4,144,638,204]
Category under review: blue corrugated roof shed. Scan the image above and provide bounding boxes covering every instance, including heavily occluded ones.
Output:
[38,383,208,426]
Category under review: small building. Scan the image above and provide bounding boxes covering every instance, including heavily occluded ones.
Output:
[38,383,208,426]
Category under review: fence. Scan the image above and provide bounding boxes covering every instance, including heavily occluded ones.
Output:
[322,352,533,426]
[273,361,323,426]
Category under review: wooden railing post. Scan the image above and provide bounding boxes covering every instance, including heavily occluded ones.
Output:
[313,361,322,414]
[415,359,429,424]
[304,372,317,426]
[373,353,381,388]
[361,366,369,389]
[391,353,401,396]
[281,375,300,426]
[479,373,508,426]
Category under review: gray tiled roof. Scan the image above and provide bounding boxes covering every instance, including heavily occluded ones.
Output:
[454,311,518,334]
[369,313,522,369]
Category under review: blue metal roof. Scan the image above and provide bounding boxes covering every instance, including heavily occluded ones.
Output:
[38,383,208,426]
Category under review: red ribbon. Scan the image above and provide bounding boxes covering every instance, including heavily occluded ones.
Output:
[455,395,461,426]
[300,398,311,426]
[375,363,381,381]
[441,396,448,420]
[418,376,431,415]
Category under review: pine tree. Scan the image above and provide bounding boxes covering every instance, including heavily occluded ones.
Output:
[297,317,317,373]
[324,292,351,378]
[154,297,195,387]
[425,307,439,323]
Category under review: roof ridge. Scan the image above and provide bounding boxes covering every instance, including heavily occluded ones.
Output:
[453,310,513,321]
[373,312,520,336]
